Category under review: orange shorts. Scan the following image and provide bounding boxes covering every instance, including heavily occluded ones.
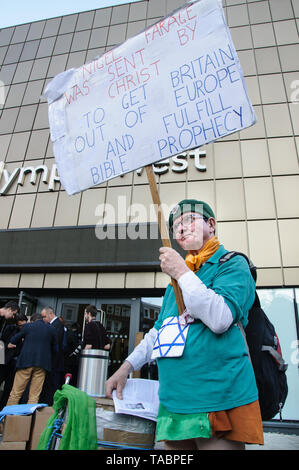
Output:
[209,400,264,445]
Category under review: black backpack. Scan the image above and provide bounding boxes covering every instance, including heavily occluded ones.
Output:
[219,251,288,421]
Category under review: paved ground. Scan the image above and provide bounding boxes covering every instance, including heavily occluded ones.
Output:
[155,432,299,450]
[246,432,299,450]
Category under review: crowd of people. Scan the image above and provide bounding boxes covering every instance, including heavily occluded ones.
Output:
[0,303,110,409]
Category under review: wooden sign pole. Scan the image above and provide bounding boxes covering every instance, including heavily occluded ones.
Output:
[145,164,185,315]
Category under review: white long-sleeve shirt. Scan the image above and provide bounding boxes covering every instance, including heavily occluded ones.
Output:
[126,270,233,371]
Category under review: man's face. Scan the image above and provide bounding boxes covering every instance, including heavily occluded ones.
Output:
[173,212,215,251]
[2,307,17,320]
[41,310,51,323]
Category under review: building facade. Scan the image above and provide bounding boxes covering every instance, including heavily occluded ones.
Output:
[0,0,298,419]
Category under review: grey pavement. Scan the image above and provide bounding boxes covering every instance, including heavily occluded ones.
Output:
[154,432,299,450]
[246,432,299,450]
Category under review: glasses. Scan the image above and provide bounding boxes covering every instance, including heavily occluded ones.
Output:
[172,214,205,234]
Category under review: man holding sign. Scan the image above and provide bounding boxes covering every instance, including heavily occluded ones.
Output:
[45,0,262,450]
[106,199,264,450]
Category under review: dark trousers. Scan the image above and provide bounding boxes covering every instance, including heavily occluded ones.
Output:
[39,370,64,406]
[0,362,16,409]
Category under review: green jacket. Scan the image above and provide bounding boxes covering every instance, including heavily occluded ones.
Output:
[154,245,258,413]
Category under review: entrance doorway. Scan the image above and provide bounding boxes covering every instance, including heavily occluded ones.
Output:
[60,303,86,331]
[101,303,131,376]
[54,297,141,378]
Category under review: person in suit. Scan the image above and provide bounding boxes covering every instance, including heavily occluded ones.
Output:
[0,301,20,337]
[6,313,57,405]
[39,306,65,405]
[0,313,28,409]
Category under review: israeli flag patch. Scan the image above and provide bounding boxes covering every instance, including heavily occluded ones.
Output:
[151,316,189,359]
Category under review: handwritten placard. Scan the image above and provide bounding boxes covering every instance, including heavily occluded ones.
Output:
[44,0,256,195]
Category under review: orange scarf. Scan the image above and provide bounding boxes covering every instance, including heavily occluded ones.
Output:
[185,236,220,273]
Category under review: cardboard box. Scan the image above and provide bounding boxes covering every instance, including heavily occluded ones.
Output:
[103,428,154,450]
[95,397,114,410]
[95,397,155,450]
[28,406,54,450]
[0,441,27,450]
[1,415,32,442]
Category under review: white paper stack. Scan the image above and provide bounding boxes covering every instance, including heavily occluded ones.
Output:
[112,379,159,422]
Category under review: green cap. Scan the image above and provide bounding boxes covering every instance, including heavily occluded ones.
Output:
[169,199,215,231]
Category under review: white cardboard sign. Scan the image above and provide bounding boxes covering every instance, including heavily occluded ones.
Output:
[44,0,256,195]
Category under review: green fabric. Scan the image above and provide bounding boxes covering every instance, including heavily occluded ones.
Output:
[37,384,98,450]
[154,245,258,414]
[169,199,216,230]
[156,404,212,441]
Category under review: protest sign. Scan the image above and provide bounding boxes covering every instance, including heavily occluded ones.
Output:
[44,0,256,196]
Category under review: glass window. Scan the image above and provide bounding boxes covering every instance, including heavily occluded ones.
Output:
[25,129,49,160]
[36,37,56,59]
[111,4,129,25]
[0,135,11,161]
[22,80,44,106]
[66,52,86,69]
[0,46,8,66]
[71,30,91,52]
[138,297,163,380]
[12,61,32,84]
[89,28,108,49]
[11,25,30,44]
[30,57,50,81]
[129,2,148,22]
[3,43,23,65]
[94,8,112,28]
[126,21,146,40]
[42,18,61,38]
[14,104,38,132]
[107,24,127,46]
[1,64,17,86]
[86,48,105,64]
[20,40,40,61]
[0,108,19,135]
[101,303,131,376]
[76,11,94,31]
[4,83,26,108]
[53,34,73,55]
[27,22,46,41]
[140,298,163,332]
[33,103,49,130]
[258,288,299,420]
[0,28,14,47]
[59,15,77,35]
[47,54,68,78]
[6,131,30,162]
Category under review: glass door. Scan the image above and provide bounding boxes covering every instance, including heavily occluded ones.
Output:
[101,303,131,376]
[258,288,299,420]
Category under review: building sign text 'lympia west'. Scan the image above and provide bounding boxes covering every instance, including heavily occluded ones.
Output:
[0,150,206,196]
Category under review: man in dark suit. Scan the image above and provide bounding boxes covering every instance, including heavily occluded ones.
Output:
[40,306,65,405]
[0,313,28,409]
[6,313,57,405]
[0,301,20,365]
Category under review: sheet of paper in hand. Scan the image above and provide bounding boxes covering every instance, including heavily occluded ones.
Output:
[44,0,256,195]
